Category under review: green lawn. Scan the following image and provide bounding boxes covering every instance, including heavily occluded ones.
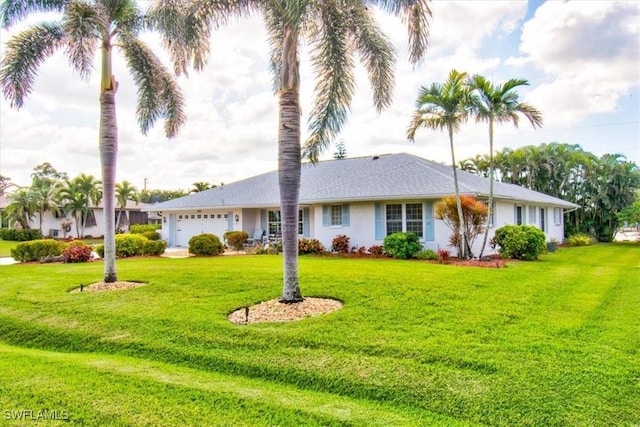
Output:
[0,239,17,257]
[0,244,638,426]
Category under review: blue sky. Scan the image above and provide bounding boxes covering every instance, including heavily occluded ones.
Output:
[1,1,638,190]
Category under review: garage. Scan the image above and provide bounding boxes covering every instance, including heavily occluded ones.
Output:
[175,211,232,247]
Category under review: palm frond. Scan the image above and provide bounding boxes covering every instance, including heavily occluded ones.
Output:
[0,0,66,27]
[120,36,185,138]
[348,2,395,113]
[62,1,106,79]
[262,6,284,93]
[302,2,355,162]
[369,0,431,65]
[0,22,65,108]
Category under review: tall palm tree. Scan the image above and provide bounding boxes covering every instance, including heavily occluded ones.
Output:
[73,174,102,236]
[153,0,431,302]
[407,69,471,258]
[466,75,542,257]
[0,0,186,282]
[115,180,139,228]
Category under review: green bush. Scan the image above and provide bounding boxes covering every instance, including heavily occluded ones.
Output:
[298,238,326,255]
[0,228,42,241]
[130,224,161,234]
[416,249,438,261]
[142,239,167,256]
[11,239,64,262]
[224,231,249,251]
[188,233,224,256]
[493,225,547,260]
[62,241,94,263]
[115,234,148,257]
[383,232,422,260]
[142,231,161,241]
[566,233,592,246]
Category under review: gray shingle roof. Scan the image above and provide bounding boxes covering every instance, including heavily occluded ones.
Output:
[149,153,578,211]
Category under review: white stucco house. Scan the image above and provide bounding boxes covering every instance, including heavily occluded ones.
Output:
[147,153,578,254]
[0,195,153,239]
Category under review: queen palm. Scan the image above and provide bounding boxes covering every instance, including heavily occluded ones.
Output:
[466,75,542,257]
[407,69,471,259]
[0,0,186,282]
[59,178,90,238]
[154,0,431,301]
[5,188,36,230]
[30,178,63,235]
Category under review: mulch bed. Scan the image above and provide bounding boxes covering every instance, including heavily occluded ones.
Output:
[228,297,343,324]
[70,281,146,293]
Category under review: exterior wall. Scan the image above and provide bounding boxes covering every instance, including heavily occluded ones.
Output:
[28,210,105,239]
[160,199,569,252]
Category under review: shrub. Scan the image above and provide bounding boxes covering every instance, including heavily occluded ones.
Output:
[493,225,547,260]
[113,234,148,257]
[298,238,326,255]
[368,245,384,257]
[416,249,438,261]
[62,241,94,263]
[356,246,367,256]
[142,231,161,241]
[566,233,592,246]
[95,244,104,258]
[224,231,249,251]
[11,239,64,262]
[189,233,224,256]
[130,224,161,234]
[0,228,42,241]
[383,232,422,259]
[438,249,451,263]
[331,235,350,253]
[142,239,167,256]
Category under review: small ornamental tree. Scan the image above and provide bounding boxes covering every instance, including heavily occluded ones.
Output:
[436,195,488,257]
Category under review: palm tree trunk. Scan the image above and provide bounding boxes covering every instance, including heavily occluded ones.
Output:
[479,118,494,258]
[448,126,467,259]
[100,44,118,283]
[278,25,303,303]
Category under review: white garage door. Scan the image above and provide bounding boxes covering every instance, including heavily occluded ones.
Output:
[176,212,231,247]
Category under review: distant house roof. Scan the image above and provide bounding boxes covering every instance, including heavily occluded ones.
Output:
[148,153,579,211]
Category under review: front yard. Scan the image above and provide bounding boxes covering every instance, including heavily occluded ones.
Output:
[0,244,638,425]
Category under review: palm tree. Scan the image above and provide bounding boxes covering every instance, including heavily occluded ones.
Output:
[74,174,102,236]
[407,69,471,258]
[59,179,89,238]
[466,75,542,257]
[30,178,62,235]
[5,188,36,230]
[115,180,139,229]
[1,0,186,283]
[153,0,431,302]
[190,182,212,193]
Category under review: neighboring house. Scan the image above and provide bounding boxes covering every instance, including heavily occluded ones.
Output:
[146,153,578,254]
[0,196,153,239]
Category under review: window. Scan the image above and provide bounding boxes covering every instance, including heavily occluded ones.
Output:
[268,210,281,236]
[540,208,546,232]
[330,205,343,226]
[268,210,305,236]
[528,206,536,225]
[405,203,423,238]
[488,202,496,228]
[178,215,183,219]
[553,208,562,225]
[204,214,208,219]
[515,206,523,225]
[217,214,221,219]
[386,204,403,234]
[384,203,423,237]
[190,214,195,219]
[197,214,202,219]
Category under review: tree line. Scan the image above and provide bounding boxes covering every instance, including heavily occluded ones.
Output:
[459,142,640,241]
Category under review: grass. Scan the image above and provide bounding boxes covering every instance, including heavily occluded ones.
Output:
[0,244,638,426]
[0,239,17,257]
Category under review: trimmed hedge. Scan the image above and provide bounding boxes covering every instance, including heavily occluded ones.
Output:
[142,231,161,241]
[11,239,64,262]
[189,233,224,256]
[493,225,547,260]
[224,231,249,251]
[0,228,42,241]
[130,224,161,234]
[95,234,166,258]
[383,232,422,259]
